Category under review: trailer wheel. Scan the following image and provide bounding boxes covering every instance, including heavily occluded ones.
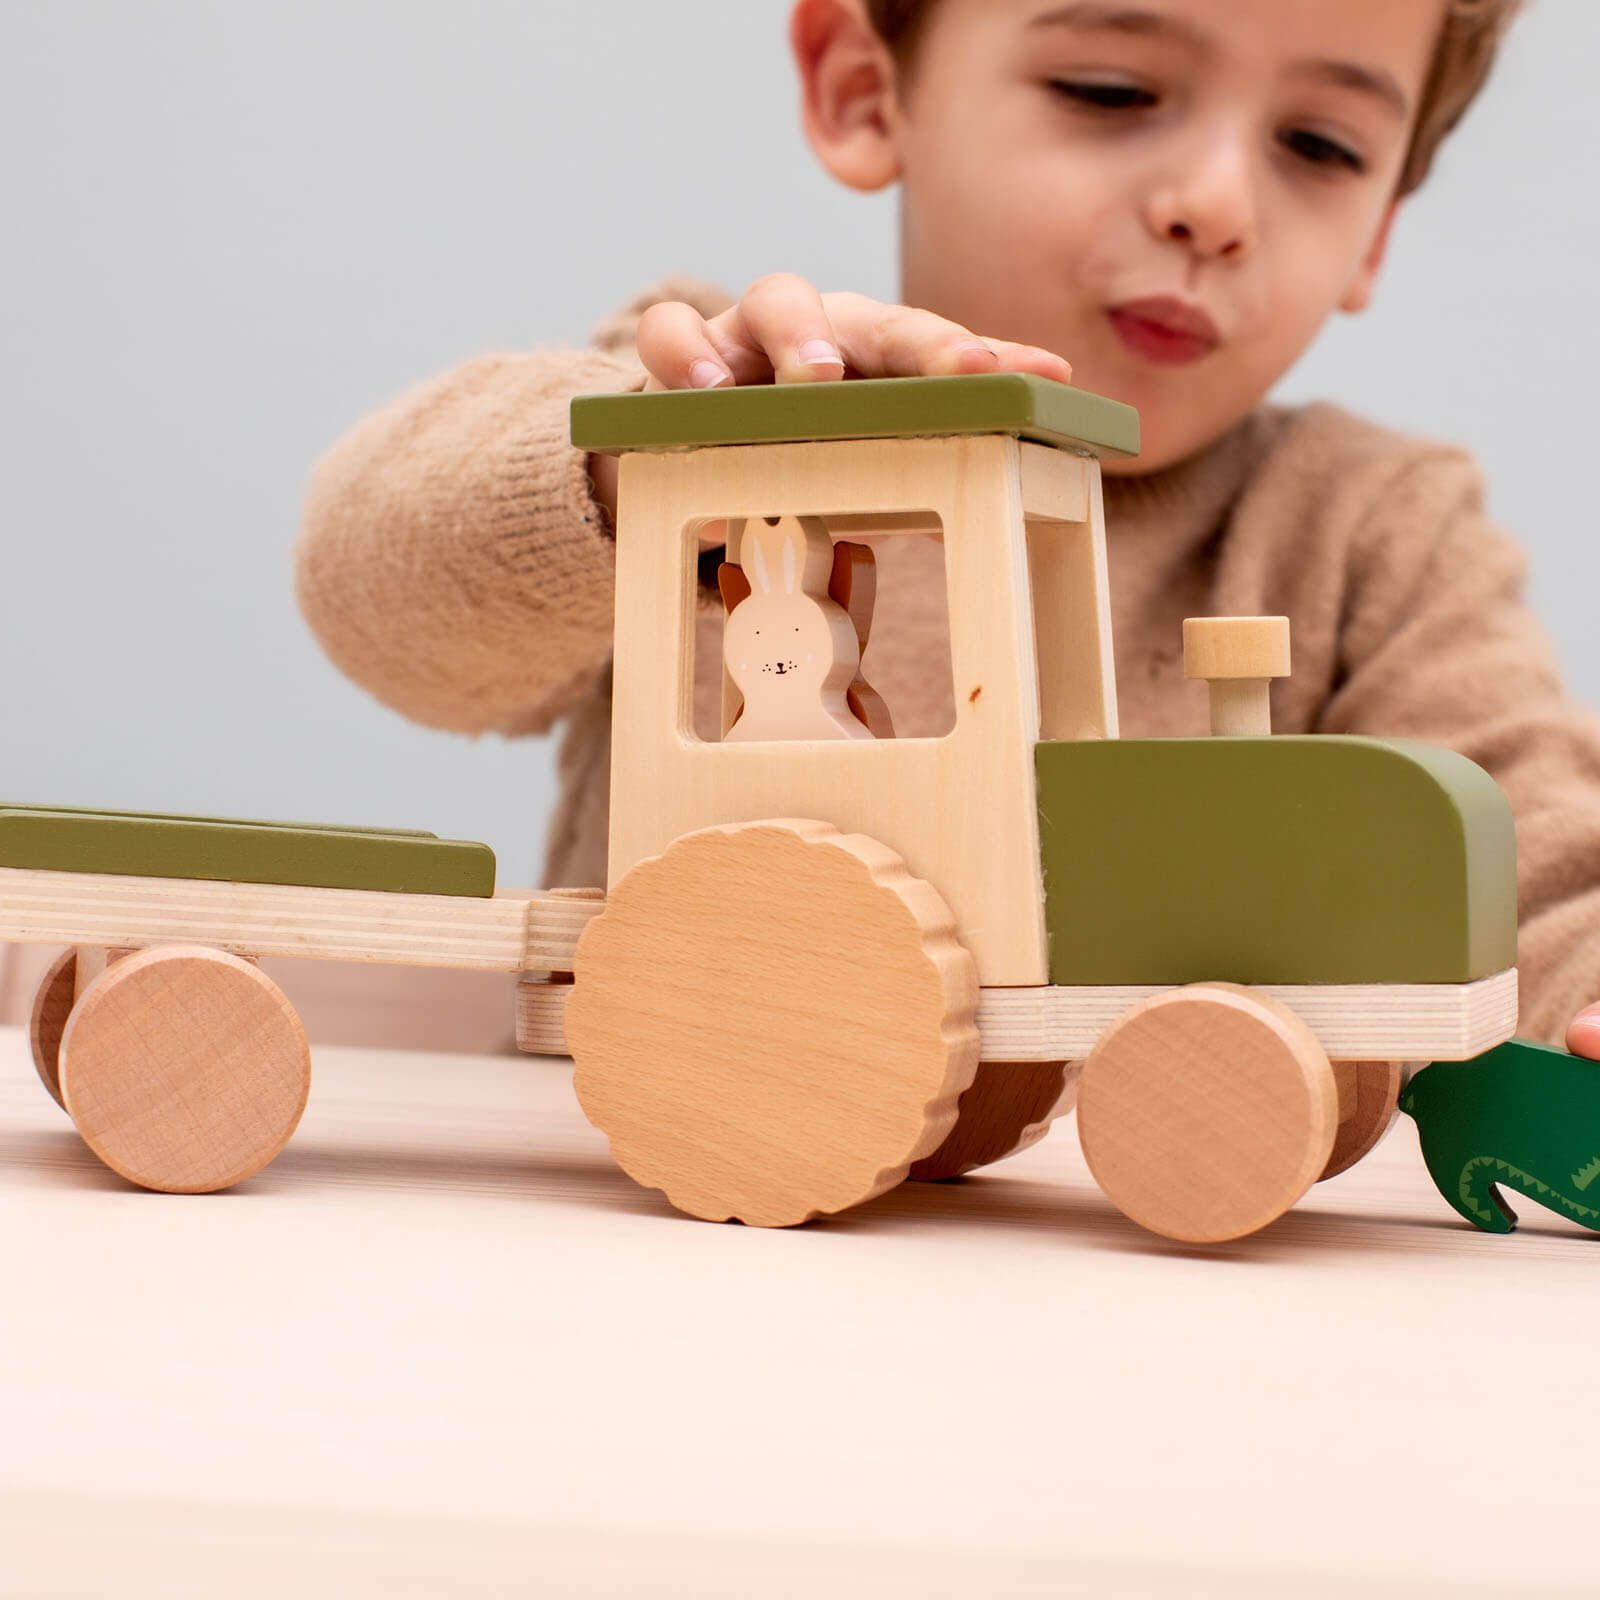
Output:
[1077,983,1338,1243]
[58,945,311,1194]
[566,819,980,1226]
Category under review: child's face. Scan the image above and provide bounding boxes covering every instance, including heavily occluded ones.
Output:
[832,0,1447,472]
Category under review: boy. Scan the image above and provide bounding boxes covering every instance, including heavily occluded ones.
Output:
[297,0,1600,1057]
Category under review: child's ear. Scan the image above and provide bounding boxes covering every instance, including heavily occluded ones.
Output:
[790,0,903,193]
[1338,198,1402,314]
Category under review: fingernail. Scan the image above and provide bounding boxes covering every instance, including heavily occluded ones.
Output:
[689,360,732,389]
[958,340,998,363]
[797,340,843,368]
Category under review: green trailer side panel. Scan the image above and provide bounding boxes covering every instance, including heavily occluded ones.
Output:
[1035,737,1516,985]
[571,373,1140,459]
[0,804,496,897]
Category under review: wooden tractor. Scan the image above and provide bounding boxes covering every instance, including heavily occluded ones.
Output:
[2,375,1517,1244]
[525,374,1519,1242]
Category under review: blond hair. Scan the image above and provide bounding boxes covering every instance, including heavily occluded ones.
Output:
[864,0,1528,195]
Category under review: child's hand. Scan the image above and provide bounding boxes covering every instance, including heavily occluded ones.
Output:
[636,274,1071,391]
[1567,1005,1600,1058]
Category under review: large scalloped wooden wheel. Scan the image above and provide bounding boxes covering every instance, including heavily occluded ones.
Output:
[59,945,311,1194]
[566,819,981,1226]
[1077,983,1338,1243]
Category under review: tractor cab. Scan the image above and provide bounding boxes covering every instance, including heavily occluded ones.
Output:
[572,373,1137,986]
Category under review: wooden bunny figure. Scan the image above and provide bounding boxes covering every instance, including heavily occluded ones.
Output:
[719,516,874,743]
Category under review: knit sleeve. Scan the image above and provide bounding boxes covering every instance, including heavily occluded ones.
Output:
[293,277,734,737]
[1317,447,1600,1043]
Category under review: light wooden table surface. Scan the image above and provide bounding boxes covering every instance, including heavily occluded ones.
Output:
[2,1023,1595,1598]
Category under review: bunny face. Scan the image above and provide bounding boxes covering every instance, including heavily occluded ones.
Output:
[721,516,871,743]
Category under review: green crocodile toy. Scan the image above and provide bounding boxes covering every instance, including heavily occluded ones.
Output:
[1401,1038,1600,1233]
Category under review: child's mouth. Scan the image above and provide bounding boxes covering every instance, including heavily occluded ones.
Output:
[1107,301,1220,367]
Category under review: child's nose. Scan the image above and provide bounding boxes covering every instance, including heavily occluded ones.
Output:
[1144,137,1257,261]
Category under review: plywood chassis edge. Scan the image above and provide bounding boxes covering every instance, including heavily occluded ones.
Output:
[0,867,602,973]
[519,968,1519,1064]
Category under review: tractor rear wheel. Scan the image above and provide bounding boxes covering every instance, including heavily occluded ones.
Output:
[28,946,78,1110]
[1319,1060,1406,1181]
[566,819,980,1226]
[907,1060,1076,1181]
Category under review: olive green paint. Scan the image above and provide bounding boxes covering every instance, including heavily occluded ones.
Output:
[0,803,496,897]
[571,374,1140,459]
[1402,1040,1600,1234]
[1034,737,1516,985]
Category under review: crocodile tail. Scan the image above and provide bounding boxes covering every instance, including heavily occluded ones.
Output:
[1451,1155,1519,1234]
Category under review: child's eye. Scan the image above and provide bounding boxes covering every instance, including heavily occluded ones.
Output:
[1280,128,1365,174]
[1049,79,1158,111]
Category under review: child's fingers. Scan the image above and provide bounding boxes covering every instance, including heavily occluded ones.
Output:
[722,273,847,384]
[823,294,998,379]
[821,295,1072,383]
[983,338,1074,384]
[1566,1004,1600,1058]
[636,300,738,392]
[637,284,1073,391]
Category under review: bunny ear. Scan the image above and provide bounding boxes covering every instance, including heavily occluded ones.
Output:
[781,528,799,596]
[743,531,774,596]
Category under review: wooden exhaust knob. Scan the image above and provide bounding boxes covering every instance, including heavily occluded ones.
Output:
[1183,616,1291,736]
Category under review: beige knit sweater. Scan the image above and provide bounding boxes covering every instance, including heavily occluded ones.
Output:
[295,279,1600,1044]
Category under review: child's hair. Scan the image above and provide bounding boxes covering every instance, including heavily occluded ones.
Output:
[864,0,1527,196]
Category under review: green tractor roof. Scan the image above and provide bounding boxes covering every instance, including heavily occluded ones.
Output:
[571,372,1139,459]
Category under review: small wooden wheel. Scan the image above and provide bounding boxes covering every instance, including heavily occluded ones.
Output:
[1077,983,1338,1243]
[59,944,311,1194]
[1319,1060,1405,1181]
[908,1060,1075,1181]
[566,819,980,1226]
[28,946,79,1109]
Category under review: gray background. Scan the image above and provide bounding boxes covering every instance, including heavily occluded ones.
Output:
[2,1,1592,888]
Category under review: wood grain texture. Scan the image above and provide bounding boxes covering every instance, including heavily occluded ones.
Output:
[1025,450,1118,743]
[1182,616,1291,681]
[1077,983,1339,1243]
[975,971,1517,1061]
[516,975,573,1057]
[907,1059,1078,1181]
[1203,678,1273,737]
[0,868,600,972]
[1319,1060,1407,1181]
[1185,615,1287,735]
[610,435,1061,985]
[566,819,980,1226]
[517,974,1516,1066]
[58,945,312,1193]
